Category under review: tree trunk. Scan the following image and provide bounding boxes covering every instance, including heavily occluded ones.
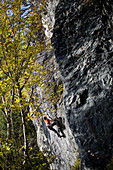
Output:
[17,82,31,165]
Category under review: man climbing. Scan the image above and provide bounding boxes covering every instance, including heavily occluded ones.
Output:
[44,114,66,138]
[44,116,61,137]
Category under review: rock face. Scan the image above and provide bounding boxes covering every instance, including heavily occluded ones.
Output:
[42,0,59,39]
[33,105,78,170]
[52,0,113,169]
[32,1,78,170]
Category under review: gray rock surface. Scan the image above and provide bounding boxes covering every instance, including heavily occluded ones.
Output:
[32,1,78,169]
[42,0,59,39]
[52,0,113,169]
[33,104,78,170]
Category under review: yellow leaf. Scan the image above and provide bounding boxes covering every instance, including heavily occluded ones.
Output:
[6,146,10,151]
[11,105,15,107]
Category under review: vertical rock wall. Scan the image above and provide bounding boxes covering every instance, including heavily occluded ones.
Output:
[42,0,59,39]
[32,0,78,169]
[33,105,78,170]
[52,0,113,169]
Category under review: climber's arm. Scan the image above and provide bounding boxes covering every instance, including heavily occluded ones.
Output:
[50,117,56,122]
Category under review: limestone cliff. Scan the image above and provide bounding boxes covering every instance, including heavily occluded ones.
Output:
[32,0,78,170]
[51,0,113,169]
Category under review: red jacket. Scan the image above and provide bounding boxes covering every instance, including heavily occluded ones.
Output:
[45,118,51,126]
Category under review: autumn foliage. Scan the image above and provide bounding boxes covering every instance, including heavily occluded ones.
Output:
[0,0,51,169]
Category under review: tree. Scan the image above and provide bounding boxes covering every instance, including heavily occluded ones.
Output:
[0,0,50,169]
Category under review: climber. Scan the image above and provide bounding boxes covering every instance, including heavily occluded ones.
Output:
[44,114,66,138]
[43,116,61,137]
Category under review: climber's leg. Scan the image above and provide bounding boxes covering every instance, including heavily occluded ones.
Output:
[51,122,57,127]
[47,125,61,137]
[58,127,66,137]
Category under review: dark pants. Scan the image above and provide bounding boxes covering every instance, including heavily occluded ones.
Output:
[47,122,60,136]
[47,121,65,137]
